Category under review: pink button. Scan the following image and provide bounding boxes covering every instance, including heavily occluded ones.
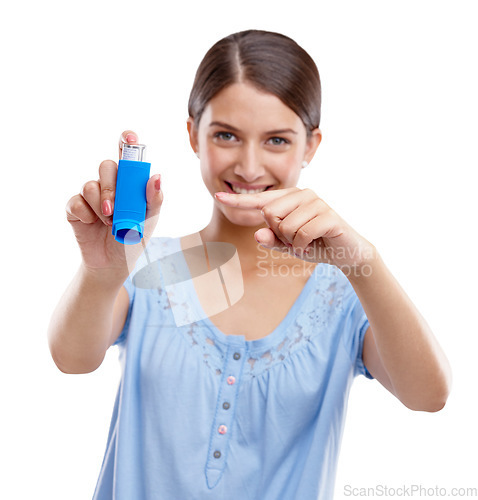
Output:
[218,425,227,435]
[227,376,236,385]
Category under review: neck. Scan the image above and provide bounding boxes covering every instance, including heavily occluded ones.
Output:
[198,209,286,271]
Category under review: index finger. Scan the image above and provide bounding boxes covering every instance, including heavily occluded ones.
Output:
[118,130,138,160]
[214,187,300,210]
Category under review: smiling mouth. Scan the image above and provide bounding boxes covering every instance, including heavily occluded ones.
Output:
[224,181,273,194]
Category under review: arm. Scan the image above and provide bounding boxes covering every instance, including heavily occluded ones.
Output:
[213,186,452,412]
[47,265,130,374]
[50,130,162,374]
[349,251,452,412]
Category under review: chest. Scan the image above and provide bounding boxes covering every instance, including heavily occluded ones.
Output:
[199,264,316,340]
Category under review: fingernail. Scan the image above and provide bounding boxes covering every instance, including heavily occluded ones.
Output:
[215,192,229,199]
[126,133,137,143]
[102,199,113,216]
[154,175,161,192]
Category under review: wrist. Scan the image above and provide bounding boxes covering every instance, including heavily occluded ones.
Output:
[78,262,130,290]
[338,243,381,281]
[342,244,383,284]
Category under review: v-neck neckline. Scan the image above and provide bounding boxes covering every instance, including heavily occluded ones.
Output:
[171,235,318,352]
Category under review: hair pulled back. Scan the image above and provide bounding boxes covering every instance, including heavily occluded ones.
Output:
[188,30,321,136]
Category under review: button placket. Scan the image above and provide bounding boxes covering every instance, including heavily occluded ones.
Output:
[205,343,246,489]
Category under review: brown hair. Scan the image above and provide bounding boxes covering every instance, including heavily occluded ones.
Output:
[188,30,321,136]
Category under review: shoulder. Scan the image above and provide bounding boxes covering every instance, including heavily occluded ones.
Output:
[122,236,179,294]
[131,236,178,272]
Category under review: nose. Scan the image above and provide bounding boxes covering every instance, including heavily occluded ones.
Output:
[233,142,265,182]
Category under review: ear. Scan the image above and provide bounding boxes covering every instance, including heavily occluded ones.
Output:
[187,116,199,155]
[304,128,322,164]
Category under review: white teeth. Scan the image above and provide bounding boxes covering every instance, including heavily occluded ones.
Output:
[230,185,268,194]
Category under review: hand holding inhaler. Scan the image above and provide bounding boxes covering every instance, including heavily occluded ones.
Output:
[65,131,163,274]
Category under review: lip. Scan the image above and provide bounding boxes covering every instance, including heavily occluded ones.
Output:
[225,180,274,191]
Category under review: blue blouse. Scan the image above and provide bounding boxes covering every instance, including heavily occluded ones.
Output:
[93,236,373,500]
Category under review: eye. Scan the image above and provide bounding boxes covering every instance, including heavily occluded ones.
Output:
[215,131,237,142]
[267,137,289,146]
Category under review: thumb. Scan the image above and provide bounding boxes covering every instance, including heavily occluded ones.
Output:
[118,130,138,160]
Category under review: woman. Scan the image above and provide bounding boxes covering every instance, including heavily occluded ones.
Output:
[48,30,451,499]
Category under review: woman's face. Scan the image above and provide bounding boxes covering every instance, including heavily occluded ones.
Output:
[187,82,322,227]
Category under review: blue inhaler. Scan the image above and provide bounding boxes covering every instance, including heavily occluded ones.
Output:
[112,143,151,245]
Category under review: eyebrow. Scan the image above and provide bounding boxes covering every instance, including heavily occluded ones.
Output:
[209,121,298,135]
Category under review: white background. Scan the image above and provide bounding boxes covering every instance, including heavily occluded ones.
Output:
[1,0,477,498]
